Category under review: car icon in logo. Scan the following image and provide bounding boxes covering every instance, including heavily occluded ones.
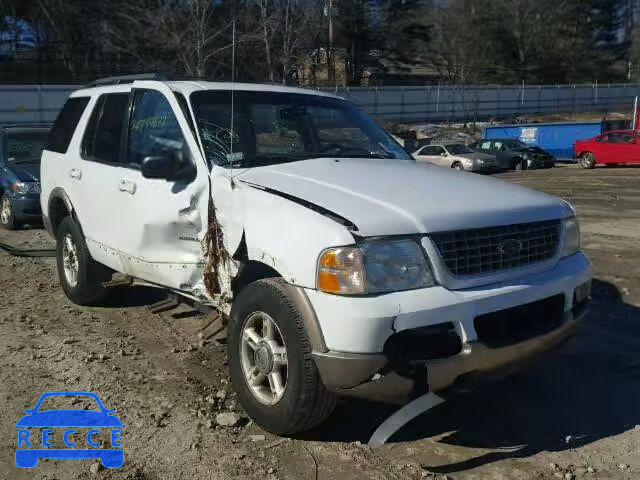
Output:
[15,391,123,469]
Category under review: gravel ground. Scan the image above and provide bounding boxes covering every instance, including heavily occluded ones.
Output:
[1,164,639,479]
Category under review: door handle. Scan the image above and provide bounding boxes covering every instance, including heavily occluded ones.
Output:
[118,179,137,194]
[69,168,82,180]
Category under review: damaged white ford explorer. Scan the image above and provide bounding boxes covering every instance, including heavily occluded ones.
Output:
[40,75,592,434]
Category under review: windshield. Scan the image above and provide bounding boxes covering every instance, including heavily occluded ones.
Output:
[190,90,412,167]
[445,144,474,154]
[4,131,48,164]
[37,395,101,412]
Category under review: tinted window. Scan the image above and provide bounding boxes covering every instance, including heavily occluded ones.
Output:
[82,93,129,163]
[45,97,89,154]
[479,141,492,150]
[127,90,186,165]
[4,131,48,164]
[446,144,473,154]
[607,132,634,144]
[423,146,444,155]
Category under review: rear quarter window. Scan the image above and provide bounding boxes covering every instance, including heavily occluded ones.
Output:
[45,97,90,154]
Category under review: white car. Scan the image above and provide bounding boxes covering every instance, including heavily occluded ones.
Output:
[413,143,501,172]
[40,75,592,435]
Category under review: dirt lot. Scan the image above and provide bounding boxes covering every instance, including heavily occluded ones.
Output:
[1,165,639,480]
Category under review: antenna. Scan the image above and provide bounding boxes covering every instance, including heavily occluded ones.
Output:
[229,20,236,183]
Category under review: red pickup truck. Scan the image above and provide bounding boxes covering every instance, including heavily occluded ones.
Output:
[574,130,640,168]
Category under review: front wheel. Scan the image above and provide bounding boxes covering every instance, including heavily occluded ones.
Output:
[0,195,20,230]
[451,162,464,171]
[56,216,111,305]
[580,152,596,169]
[228,278,337,434]
[513,158,525,170]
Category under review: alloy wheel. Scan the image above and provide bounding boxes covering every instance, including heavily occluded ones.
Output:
[0,198,11,225]
[61,234,79,287]
[240,311,288,405]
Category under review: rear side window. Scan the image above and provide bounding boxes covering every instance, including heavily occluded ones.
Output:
[45,97,90,154]
[82,93,129,164]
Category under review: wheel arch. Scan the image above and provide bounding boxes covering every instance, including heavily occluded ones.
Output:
[47,187,76,238]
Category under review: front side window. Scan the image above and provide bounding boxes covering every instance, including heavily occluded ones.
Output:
[480,141,491,150]
[4,131,48,164]
[190,90,411,167]
[82,93,129,163]
[127,90,186,165]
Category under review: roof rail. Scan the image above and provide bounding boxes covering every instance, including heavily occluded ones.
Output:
[85,73,168,88]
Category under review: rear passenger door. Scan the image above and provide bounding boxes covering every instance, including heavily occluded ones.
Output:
[73,91,131,267]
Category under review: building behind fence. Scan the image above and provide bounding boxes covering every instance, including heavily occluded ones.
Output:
[1,82,639,126]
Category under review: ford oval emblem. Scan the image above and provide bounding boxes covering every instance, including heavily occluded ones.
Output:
[497,239,522,255]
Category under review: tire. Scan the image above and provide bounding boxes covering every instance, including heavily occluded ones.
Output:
[0,195,20,230]
[228,278,337,434]
[513,158,525,170]
[580,152,596,169]
[56,216,111,306]
[451,162,464,171]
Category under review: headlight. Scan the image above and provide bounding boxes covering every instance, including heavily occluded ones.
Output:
[317,240,435,294]
[11,181,40,194]
[562,216,580,257]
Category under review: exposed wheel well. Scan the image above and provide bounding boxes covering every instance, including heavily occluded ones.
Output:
[49,197,71,238]
[232,260,282,297]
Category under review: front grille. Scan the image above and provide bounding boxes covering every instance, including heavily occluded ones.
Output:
[430,220,560,276]
[474,294,566,348]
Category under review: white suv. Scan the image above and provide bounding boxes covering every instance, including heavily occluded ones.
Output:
[41,75,592,434]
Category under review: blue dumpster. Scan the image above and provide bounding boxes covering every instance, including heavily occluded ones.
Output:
[482,120,629,160]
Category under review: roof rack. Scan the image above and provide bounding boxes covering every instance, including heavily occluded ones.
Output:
[85,73,168,88]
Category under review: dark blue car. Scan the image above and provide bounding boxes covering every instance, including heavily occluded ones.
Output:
[0,124,49,230]
[15,391,124,468]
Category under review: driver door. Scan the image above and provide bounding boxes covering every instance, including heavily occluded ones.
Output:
[414,145,446,166]
[96,81,210,292]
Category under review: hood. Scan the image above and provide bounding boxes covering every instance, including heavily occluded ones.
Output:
[8,163,40,182]
[237,158,571,237]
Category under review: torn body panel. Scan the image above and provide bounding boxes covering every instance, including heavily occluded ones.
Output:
[238,182,356,288]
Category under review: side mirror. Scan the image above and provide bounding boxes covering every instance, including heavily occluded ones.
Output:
[141,153,179,180]
[440,152,447,157]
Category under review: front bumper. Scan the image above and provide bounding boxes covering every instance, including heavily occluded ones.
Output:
[8,193,42,219]
[309,252,592,403]
[527,158,555,169]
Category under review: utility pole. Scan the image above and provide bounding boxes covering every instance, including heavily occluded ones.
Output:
[326,0,335,86]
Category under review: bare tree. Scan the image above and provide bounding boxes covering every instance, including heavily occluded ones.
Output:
[252,0,322,84]
[256,0,276,82]
[105,0,237,78]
